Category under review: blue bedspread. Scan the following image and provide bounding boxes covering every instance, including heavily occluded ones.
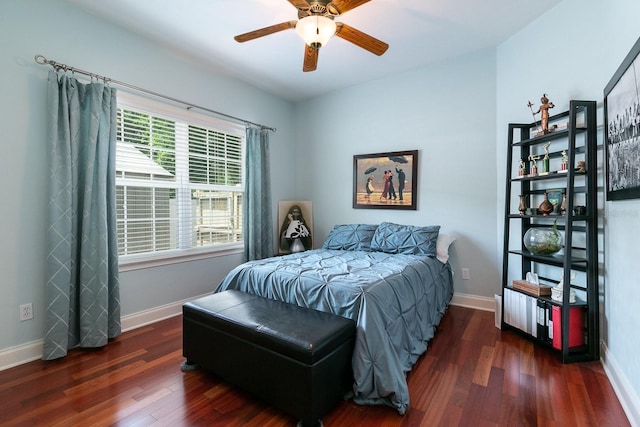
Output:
[216,249,453,414]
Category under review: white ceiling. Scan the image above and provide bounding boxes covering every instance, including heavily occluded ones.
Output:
[67,0,562,102]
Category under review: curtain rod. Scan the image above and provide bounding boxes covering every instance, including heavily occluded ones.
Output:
[34,55,276,133]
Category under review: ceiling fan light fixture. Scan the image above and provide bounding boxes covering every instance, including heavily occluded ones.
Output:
[296,15,336,49]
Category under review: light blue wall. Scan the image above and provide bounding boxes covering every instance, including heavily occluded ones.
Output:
[497,0,640,413]
[0,0,296,349]
[293,49,499,298]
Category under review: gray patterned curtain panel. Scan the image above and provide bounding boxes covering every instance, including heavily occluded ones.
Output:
[43,71,121,360]
[243,127,273,261]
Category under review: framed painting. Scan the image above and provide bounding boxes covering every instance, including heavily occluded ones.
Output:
[353,150,418,210]
[604,36,640,200]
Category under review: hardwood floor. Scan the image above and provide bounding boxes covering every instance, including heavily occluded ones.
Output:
[0,305,629,426]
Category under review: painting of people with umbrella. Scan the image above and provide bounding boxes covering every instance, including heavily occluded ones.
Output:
[353,150,418,210]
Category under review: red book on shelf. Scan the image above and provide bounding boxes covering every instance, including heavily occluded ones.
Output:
[551,305,584,350]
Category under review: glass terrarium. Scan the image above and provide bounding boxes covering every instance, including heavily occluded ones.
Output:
[523,224,563,255]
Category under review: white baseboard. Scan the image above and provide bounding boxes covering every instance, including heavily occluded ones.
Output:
[601,341,640,427]
[0,292,213,372]
[120,292,212,332]
[450,291,496,312]
[0,340,44,371]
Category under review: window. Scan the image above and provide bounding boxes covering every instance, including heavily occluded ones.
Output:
[116,93,245,267]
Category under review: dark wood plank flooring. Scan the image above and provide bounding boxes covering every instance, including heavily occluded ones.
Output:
[0,305,630,426]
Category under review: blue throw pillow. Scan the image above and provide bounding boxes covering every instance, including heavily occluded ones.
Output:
[370,222,440,256]
[322,224,379,251]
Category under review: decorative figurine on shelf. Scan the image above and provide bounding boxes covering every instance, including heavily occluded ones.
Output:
[576,160,586,173]
[518,158,527,177]
[518,195,528,216]
[541,141,551,175]
[560,150,569,172]
[528,154,539,176]
[534,94,555,135]
[539,191,554,216]
[560,192,567,216]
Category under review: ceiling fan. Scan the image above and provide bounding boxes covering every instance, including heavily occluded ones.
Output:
[234,0,389,72]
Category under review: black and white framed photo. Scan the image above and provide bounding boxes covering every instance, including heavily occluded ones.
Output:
[353,150,418,210]
[277,201,313,254]
[604,36,640,200]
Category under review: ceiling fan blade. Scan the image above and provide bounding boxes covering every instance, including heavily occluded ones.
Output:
[326,0,371,15]
[335,22,388,56]
[288,0,310,10]
[303,45,318,72]
[234,21,296,43]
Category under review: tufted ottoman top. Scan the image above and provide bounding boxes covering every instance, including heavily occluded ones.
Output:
[183,290,356,365]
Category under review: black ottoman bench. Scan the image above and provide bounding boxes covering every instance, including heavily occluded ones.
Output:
[182,290,356,426]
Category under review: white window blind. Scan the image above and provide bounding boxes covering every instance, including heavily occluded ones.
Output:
[115,92,245,265]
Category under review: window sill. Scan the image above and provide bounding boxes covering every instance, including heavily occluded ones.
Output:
[119,244,243,272]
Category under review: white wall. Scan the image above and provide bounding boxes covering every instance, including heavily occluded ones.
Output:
[0,0,296,353]
[497,0,640,421]
[294,49,500,300]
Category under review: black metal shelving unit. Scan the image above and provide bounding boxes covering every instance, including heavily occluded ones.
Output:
[501,100,599,363]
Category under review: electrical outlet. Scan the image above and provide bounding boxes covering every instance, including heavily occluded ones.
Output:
[19,303,33,321]
[461,268,470,280]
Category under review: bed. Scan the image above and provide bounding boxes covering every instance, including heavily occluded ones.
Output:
[216,222,454,414]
